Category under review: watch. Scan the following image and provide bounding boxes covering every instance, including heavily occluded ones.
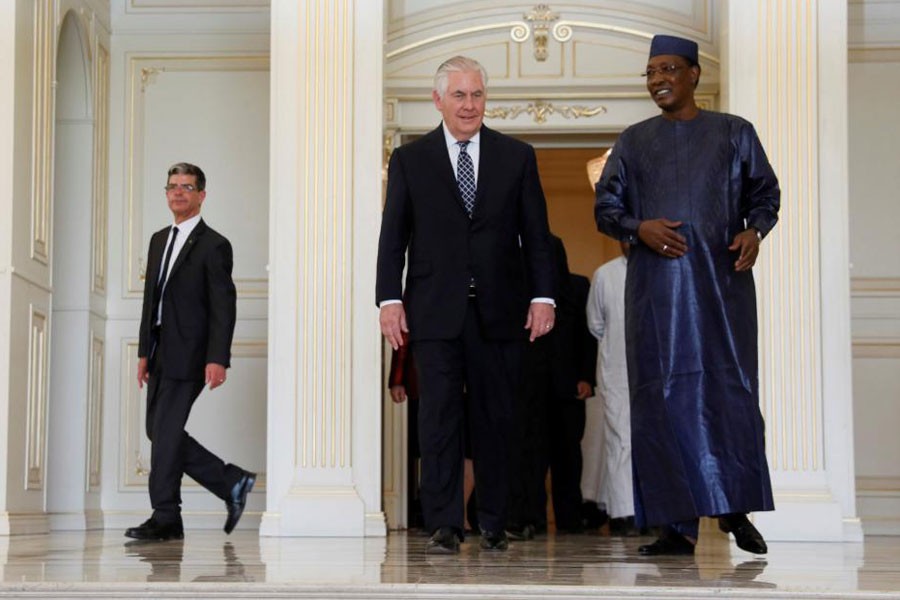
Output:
[754,229,763,242]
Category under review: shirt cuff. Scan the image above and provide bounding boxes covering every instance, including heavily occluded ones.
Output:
[531,297,556,307]
[379,299,403,308]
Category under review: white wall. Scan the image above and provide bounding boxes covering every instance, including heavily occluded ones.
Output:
[848,0,900,535]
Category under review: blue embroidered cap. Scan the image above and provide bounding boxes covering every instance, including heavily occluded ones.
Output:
[649,34,699,65]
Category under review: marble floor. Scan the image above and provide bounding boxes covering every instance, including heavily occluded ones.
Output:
[0,528,898,599]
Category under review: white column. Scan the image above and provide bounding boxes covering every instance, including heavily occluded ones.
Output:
[263,0,385,537]
[723,0,862,541]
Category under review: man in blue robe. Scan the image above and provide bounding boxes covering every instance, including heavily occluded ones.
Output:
[594,34,779,556]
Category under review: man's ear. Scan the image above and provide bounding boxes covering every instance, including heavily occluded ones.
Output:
[691,65,701,87]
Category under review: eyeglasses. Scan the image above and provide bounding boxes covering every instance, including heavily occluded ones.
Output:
[641,64,684,78]
[165,183,197,192]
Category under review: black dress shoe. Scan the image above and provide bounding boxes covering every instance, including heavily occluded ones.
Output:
[425,527,460,555]
[719,513,768,554]
[581,501,610,530]
[479,529,509,551]
[224,471,256,534]
[505,523,535,541]
[638,528,695,556]
[125,518,184,541]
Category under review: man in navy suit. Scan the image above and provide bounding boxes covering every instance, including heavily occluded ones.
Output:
[376,56,556,554]
[127,162,255,542]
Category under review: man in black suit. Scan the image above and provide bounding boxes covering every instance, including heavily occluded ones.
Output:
[376,56,556,554]
[127,162,255,542]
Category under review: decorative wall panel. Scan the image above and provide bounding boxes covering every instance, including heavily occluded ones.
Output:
[124,55,270,300]
[92,43,110,294]
[31,1,57,265]
[26,308,50,490]
[120,341,267,490]
[87,334,104,491]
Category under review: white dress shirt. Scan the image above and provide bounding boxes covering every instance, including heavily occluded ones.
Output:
[156,213,201,324]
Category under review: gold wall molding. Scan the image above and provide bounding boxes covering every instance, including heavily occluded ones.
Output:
[857,476,900,494]
[852,337,900,359]
[87,334,104,491]
[31,0,57,266]
[851,277,900,298]
[139,67,164,91]
[387,4,716,64]
[297,0,353,470]
[485,100,605,124]
[523,4,559,62]
[26,307,50,491]
[129,0,268,10]
[849,46,900,63]
[755,0,822,473]
[91,42,110,295]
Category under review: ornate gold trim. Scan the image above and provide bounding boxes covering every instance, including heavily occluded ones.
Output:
[139,67,164,92]
[485,100,606,124]
[523,4,560,62]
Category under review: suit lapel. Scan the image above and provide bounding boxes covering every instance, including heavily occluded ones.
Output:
[167,218,207,281]
[472,125,496,219]
[147,229,169,293]
[423,126,462,205]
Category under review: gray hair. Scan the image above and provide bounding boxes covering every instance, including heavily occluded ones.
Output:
[433,56,488,99]
[167,162,206,191]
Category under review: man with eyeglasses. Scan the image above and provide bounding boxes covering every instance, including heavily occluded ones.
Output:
[594,35,780,556]
[128,162,255,542]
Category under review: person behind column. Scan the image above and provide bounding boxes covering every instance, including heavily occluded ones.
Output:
[128,162,255,542]
[388,335,477,533]
[584,240,639,535]
[376,56,556,555]
[507,235,595,539]
[594,34,779,555]
[550,268,597,533]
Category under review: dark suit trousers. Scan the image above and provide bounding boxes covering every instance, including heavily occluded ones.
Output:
[412,299,522,535]
[146,352,242,525]
[548,397,586,530]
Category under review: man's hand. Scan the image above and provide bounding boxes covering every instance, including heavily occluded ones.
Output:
[390,385,408,404]
[637,218,687,258]
[575,381,593,400]
[137,357,149,389]
[729,228,761,272]
[206,363,227,390]
[525,302,555,342]
[380,303,409,350]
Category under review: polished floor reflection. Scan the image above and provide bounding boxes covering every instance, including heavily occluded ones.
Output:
[0,529,898,598]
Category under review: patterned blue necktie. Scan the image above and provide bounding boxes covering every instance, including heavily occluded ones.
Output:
[457,141,476,217]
